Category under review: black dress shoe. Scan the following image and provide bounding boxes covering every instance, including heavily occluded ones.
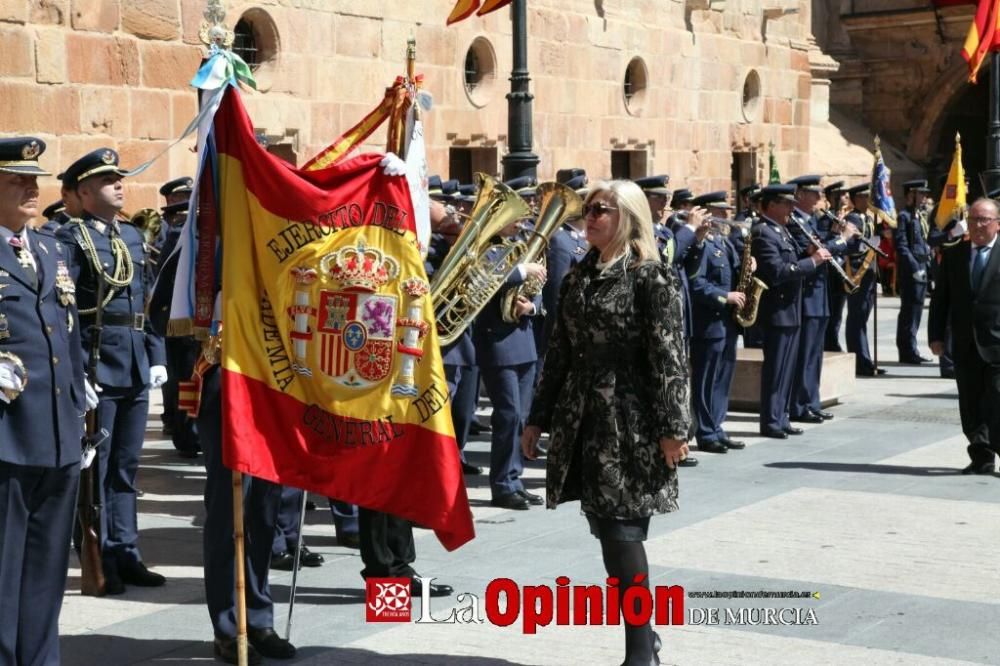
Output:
[811,409,834,420]
[678,456,698,467]
[517,489,544,505]
[305,499,317,511]
[337,532,361,549]
[961,460,996,475]
[104,572,125,596]
[247,627,296,660]
[790,413,823,424]
[722,438,746,450]
[900,355,933,364]
[119,561,165,587]
[177,448,199,459]
[411,578,454,597]
[461,461,483,475]
[783,426,804,436]
[760,429,788,439]
[940,368,956,379]
[271,551,297,571]
[857,367,887,377]
[698,440,728,454]
[490,492,530,510]
[296,545,324,567]
[214,635,262,665]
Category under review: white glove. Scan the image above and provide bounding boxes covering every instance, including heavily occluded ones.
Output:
[84,381,101,411]
[914,269,926,281]
[380,152,407,177]
[149,365,168,389]
[0,360,23,404]
[950,219,968,239]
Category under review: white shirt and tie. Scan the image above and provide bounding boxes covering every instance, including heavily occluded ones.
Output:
[971,236,995,291]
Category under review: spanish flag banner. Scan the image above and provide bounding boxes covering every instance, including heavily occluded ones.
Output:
[213,86,474,550]
[447,0,513,24]
[962,0,1000,83]
[935,133,967,230]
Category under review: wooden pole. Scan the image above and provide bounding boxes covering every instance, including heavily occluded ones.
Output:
[232,470,249,666]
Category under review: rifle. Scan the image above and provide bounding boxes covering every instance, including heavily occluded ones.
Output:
[79,275,109,597]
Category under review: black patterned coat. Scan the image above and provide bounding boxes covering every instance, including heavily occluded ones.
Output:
[527,250,691,519]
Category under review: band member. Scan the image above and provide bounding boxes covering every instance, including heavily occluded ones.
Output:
[540,173,589,358]
[56,148,168,593]
[751,185,831,438]
[822,181,848,351]
[687,191,748,452]
[666,188,694,229]
[635,175,673,255]
[843,184,885,376]
[786,175,849,423]
[0,137,93,665]
[929,197,1000,474]
[895,179,933,364]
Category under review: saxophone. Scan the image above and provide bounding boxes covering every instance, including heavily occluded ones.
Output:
[733,228,768,327]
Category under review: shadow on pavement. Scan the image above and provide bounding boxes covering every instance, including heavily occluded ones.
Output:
[765,462,961,476]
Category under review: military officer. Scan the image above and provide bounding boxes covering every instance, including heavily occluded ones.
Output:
[751,184,832,438]
[56,148,168,593]
[842,184,885,376]
[38,200,66,232]
[635,175,673,255]
[822,181,849,351]
[540,173,590,357]
[735,183,761,224]
[686,191,748,453]
[0,137,96,666]
[667,188,694,230]
[786,175,849,423]
[270,486,325,570]
[895,179,933,363]
[473,220,546,510]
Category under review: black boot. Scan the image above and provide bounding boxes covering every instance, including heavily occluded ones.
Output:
[600,538,658,666]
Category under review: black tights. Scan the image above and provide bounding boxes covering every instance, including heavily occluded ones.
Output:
[600,538,655,665]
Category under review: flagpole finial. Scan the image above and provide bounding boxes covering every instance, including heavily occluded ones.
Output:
[956,131,961,143]
[407,36,416,82]
[200,0,233,49]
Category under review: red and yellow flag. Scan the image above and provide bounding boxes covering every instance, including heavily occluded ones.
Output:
[447,0,513,24]
[963,0,1000,82]
[213,88,474,550]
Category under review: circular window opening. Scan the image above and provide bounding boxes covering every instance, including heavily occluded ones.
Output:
[463,37,497,108]
[233,9,280,92]
[742,70,762,122]
[623,57,648,116]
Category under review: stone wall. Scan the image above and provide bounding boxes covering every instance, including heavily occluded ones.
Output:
[1,0,818,209]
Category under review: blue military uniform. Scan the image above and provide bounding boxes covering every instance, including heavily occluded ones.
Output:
[894,179,933,363]
[927,217,959,377]
[540,218,588,355]
[55,148,167,590]
[473,260,540,506]
[0,138,85,665]
[842,184,883,376]
[785,176,849,422]
[751,185,820,436]
[686,231,741,450]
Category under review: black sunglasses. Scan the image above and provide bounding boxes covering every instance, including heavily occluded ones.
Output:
[583,203,617,217]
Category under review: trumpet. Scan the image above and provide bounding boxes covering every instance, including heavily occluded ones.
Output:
[126,208,163,259]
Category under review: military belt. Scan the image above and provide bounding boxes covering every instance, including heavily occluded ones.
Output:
[84,312,146,330]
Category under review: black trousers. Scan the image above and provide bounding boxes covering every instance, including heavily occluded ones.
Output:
[954,348,1000,464]
[358,508,415,579]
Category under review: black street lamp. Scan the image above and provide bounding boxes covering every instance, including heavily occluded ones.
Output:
[986,52,1000,196]
[501,0,539,181]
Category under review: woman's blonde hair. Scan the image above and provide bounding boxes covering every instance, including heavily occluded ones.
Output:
[584,180,660,265]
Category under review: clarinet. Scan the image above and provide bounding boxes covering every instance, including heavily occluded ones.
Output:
[789,216,859,294]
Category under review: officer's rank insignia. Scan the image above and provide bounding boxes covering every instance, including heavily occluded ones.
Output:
[0,313,9,340]
[37,241,48,255]
[21,141,40,161]
[100,150,115,164]
[55,260,76,306]
[0,271,8,277]
[713,249,723,257]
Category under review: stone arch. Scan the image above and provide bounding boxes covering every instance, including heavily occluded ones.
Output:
[909,61,979,162]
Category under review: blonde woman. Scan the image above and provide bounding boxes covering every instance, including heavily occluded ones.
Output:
[522,180,691,666]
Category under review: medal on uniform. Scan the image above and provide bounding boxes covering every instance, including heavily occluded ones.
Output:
[66,310,73,334]
[0,314,9,341]
[55,260,76,306]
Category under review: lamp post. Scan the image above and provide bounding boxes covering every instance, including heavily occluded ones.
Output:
[986,52,1000,196]
[501,0,539,181]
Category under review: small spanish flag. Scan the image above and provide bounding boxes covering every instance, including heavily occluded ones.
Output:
[962,0,1000,83]
[447,0,513,25]
[935,133,967,230]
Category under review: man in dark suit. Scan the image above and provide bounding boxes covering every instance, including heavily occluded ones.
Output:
[56,148,168,593]
[786,175,849,424]
[895,179,933,364]
[929,197,1000,474]
[751,185,832,438]
[0,137,93,666]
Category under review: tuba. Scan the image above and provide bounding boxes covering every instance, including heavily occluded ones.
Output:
[733,230,768,327]
[500,182,583,323]
[430,173,533,346]
[127,208,164,258]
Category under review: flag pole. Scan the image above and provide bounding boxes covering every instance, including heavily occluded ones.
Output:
[285,490,308,641]
[231,471,249,666]
[986,52,1000,196]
